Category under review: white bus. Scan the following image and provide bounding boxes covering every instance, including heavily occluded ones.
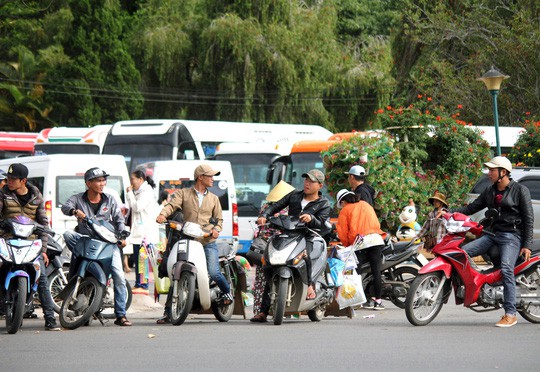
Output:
[102,119,333,171]
[33,125,112,155]
[471,125,525,156]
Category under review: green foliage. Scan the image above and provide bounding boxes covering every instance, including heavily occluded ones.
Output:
[509,116,540,167]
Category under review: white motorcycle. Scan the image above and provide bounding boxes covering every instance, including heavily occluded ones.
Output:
[165,220,239,326]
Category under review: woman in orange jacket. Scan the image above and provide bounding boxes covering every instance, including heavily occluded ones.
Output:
[336,189,386,310]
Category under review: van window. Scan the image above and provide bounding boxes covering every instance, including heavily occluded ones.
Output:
[519,178,540,200]
[159,180,229,211]
[28,177,45,194]
[56,176,124,207]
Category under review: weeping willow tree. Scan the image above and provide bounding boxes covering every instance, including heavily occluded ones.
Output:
[129,0,395,129]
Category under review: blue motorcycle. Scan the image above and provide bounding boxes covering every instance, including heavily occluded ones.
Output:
[0,216,54,334]
[59,218,129,329]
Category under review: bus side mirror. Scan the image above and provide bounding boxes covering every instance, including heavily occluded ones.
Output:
[266,165,275,185]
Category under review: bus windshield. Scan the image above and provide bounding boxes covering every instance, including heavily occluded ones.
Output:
[287,152,325,190]
[103,143,174,171]
[215,153,276,217]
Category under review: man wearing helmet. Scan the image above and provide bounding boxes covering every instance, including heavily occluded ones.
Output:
[454,156,534,327]
[345,165,376,206]
[61,167,132,326]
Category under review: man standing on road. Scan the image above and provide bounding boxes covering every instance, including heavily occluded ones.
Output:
[345,165,376,206]
[61,167,132,327]
[453,156,534,328]
[155,163,233,324]
[0,163,60,331]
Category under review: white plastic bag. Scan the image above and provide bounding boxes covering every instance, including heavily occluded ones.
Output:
[336,273,366,309]
[335,245,358,271]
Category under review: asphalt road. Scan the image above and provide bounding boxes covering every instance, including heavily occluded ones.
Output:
[0,290,538,372]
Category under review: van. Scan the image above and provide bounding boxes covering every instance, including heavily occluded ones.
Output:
[138,160,239,251]
[0,154,130,234]
[468,167,540,239]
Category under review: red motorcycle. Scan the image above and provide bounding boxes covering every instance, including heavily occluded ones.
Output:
[405,212,540,326]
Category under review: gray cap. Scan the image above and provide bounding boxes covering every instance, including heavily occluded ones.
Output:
[301,169,325,184]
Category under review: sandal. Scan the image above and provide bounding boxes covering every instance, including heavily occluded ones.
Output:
[156,315,171,324]
[114,316,132,327]
[306,285,316,300]
[222,292,234,305]
[250,312,268,323]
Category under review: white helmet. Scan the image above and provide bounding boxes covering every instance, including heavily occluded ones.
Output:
[336,189,355,208]
[484,156,512,173]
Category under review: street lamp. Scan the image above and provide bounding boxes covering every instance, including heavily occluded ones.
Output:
[477,66,509,156]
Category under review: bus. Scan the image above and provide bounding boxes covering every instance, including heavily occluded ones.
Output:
[33,125,112,155]
[102,119,333,171]
[471,125,525,156]
[0,132,38,159]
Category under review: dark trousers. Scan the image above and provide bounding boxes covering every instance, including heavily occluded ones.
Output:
[355,245,383,299]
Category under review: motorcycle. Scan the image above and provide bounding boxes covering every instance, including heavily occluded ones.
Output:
[0,216,54,334]
[262,215,335,325]
[405,211,540,326]
[165,219,240,326]
[357,236,427,309]
[58,217,130,329]
[44,234,70,314]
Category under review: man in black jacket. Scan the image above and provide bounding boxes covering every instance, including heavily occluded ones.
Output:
[345,165,376,206]
[250,169,331,322]
[455,156,533,328]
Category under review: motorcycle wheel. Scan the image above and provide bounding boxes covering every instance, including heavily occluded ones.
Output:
[170,271,195,326]
[6,277,27,334]
[307,305,326,322]
[273,277,288,325]
[102,281,133,319]
[405,272,445,326]
[48,267,70,314]
[211,263,235,322]
[389,266,419,309]
[518,269,540,323]
[59,277,104,330]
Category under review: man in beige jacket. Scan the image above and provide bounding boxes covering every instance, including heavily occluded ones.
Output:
[155,163,232,323]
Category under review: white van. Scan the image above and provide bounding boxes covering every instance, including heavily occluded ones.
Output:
[0,154,130,234]
[138,160,239,251]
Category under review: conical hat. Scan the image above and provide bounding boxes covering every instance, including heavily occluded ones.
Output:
[266,181,295,202]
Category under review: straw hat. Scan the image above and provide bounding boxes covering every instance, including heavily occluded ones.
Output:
[428,191,448,207]
[266,181,295,202]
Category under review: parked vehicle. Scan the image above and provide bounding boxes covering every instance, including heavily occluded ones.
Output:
[468,167,540,239]
[34,125,111,155]
[405,212,540,326]
[164,218,239,325]
[0,131,37,159]
[359,237,427,309]
[58,217,130,329]
[0,216,54,334]
[262,215,335,325]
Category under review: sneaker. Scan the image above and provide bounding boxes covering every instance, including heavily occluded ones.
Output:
[496,314,517,328]
[222,292,234,305]
[373,300,385,311]
[45,319,61,331]
[362,299,375,309]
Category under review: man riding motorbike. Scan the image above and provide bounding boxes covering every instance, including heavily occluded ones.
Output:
[250,169,331,323]
[452,156,534,327]
[61,167,132,327]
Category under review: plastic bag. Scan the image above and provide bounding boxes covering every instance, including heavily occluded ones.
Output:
[335,245,358,271]
[336,273,366,309]
[327,257,346,287]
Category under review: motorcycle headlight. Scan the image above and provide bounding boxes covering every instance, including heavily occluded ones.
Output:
[268,241,297,265]
[12,222,35,238]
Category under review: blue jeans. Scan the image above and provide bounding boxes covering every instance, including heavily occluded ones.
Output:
[64,231,128,318]
[38,257,57,322]
[462,232,521,315]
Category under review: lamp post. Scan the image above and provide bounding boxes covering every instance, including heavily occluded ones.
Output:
[477,66,509,156]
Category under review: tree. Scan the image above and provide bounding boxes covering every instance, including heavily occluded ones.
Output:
[0,46,53,131]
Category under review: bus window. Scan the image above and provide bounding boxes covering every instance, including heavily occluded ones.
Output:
[106,143,174,172]
[178,142,198,160]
